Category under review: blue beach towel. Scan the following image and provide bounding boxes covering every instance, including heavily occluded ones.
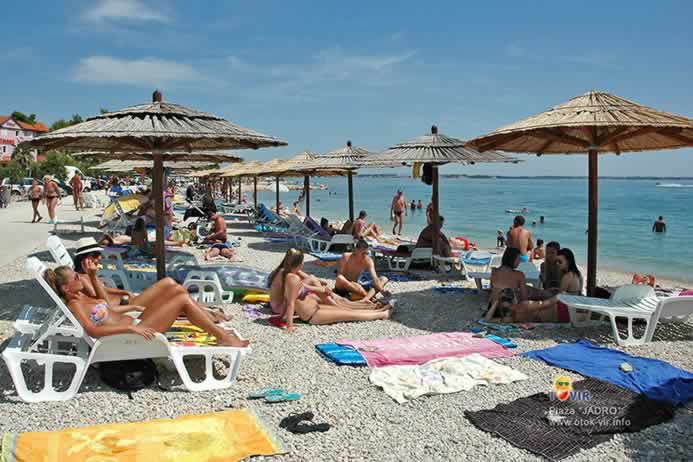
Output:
[524,339,693,406]
[315,343,367,366]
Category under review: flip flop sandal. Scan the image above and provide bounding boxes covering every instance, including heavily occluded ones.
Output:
[265,392,302,403]
[279,412,314,429]
[289,421,331,434]
[248,388,284,399]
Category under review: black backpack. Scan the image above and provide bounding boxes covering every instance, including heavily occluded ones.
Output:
[98,359,163,399]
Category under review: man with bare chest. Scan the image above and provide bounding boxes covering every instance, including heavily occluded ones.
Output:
[507,215,534,262]
[390,190,407,235]
[335,239,389,301]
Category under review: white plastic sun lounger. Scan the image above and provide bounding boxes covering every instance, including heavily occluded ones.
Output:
[558,291,693,346]
[306,233,355,254]
[2,257,249,402]
[385,247,433,272]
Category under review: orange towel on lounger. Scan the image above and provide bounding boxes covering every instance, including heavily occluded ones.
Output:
[0,408,285,462]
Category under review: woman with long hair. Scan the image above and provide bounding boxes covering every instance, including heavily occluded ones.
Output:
[486,247,569,323]
[269,249,392,332]
[45,262,247,347]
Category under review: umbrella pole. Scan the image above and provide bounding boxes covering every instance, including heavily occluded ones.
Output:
[347,171,354,222]
[432,165,440,257]
[153,153,166,280]
[253,176,257,208]
[587,150,598,295]
[304,175,311,218]
[238,177,242,203]
[276,177,280,214]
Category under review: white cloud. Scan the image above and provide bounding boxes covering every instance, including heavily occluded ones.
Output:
[73,56,201,86]
[82,0,170,24]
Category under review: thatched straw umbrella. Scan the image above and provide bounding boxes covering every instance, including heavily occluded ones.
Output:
[370,125,517,255]
[94,159,222,173]
[21,90,286,278]
[260,150,350,217]
[468,91,693,294]
[221,161,264,207]
[310,141,379,221]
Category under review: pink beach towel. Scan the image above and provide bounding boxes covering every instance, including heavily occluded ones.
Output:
[338,332,514,368]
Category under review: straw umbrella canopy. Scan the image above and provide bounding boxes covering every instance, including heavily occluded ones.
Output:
[468,91,693,294]
[221,161,263,207]
[20,90,286,279]
[370,125,518,256]
[258,150,350,217]
[94,159,222,173]
[309,141,379,222]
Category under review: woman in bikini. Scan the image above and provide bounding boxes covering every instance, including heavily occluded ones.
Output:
[269,249,392,332]
[29,179,43,223]
[485,247,557,322]
[73,238,231,323]
[42,176,61,224]
[44,263,248,347]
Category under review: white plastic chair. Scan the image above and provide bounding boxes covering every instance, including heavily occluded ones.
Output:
[2,257,249,402]
[559,292,693,346]
[47,235,73,267]
[386,247,432,272]
[306,233,354,254]
[182,270,234,304]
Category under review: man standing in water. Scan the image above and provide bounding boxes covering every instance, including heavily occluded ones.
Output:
[390,190,407,235]
[652,216,667,233]
[507,215,534,262]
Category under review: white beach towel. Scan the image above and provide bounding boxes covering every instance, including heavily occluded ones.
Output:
[369,353,528,403]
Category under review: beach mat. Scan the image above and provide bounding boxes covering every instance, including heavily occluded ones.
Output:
[433,286,478,295]
[309,252,343,262]
[173,264,269,293]
[338,332,514,368]
[524,339,693,405]
[0,408,286,462]
[315,343,367,366]
[465,378,675,461]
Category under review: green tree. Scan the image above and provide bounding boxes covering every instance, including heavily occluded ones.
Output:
[49,114,84,132]
[11,147,36,176]
[11,111,37,124]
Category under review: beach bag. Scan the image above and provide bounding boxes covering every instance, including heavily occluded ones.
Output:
[421,163,433,185]
[98,359,160,399]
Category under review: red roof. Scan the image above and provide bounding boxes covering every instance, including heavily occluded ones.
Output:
[0,115,48,132]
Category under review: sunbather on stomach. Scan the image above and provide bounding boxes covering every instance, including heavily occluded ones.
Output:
[44,265,248,347]
[269,249,392,333]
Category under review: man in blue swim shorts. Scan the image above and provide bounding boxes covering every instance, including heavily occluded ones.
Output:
[507,215,534,262]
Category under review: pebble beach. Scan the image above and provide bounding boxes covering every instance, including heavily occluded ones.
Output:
[0,197,691,462]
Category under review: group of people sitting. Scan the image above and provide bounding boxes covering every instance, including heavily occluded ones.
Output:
[486,241,583,323]
[268,244,395,332]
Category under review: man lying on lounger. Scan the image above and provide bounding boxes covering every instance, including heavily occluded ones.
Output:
[335,239,390,301]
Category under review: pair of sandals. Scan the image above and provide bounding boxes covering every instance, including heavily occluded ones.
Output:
[280,412,331,434]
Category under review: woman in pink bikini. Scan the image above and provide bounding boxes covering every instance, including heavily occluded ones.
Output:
[43,262,248,347]
[268,249,392,333]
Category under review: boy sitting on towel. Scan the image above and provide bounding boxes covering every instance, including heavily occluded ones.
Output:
[335,239,389,301]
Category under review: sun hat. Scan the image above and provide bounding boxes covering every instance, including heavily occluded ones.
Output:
[74,237,103,257]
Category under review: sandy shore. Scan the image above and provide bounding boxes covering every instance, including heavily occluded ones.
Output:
[0,196,691,461]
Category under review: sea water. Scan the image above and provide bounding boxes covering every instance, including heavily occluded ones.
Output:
[253,176,693,283]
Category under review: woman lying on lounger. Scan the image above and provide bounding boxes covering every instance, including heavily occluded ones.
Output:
[44,264,249,347]
[269,248,393,332]
[485,247,577,323]
[73,238,230,323]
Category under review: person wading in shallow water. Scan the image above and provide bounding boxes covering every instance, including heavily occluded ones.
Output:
[652,216,667,233]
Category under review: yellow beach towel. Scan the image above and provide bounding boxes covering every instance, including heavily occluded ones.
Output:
[1,408,286,462]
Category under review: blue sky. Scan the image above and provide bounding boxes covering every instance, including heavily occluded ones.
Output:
[4,0,693,176]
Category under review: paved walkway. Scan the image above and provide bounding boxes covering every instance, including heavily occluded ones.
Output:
[0,195,101,267]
